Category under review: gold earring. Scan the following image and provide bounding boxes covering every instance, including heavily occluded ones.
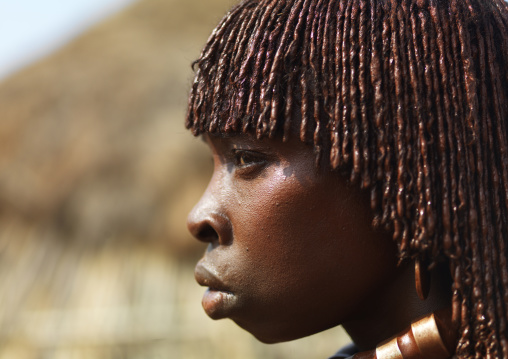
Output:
[415,258,430,301]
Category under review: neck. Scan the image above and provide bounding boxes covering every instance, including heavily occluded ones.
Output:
[342,261,453,352]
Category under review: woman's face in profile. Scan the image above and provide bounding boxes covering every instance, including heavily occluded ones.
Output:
[187,134,399,343]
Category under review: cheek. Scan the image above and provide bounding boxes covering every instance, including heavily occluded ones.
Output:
[231,168,315,257]
[229,169,353,297]
[231,166,396,294]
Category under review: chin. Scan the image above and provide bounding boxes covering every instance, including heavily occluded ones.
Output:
[233,318,314,344]
[250,332,291,344]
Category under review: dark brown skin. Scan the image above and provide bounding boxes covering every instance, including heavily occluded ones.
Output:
[188,133,452,348]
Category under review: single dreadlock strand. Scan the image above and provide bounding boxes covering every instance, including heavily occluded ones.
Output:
[322,0,338,165]
[402,1,415,254]
[369,0,385,220]
[414,5,435,252]
[448,0,470,267]
[358,0,372,189]
[380,4,395,230]
[403,0,424,257]
[284,0,312,142]
[348,0,362,183]
[321,0,336,112]
[299,0,318,142]
[401,1,417,253]
[330,0,347,169]
[340,0,354,163]
[311,0,329,166]
[394,3,415,250]
[456,2,479,145]
[186,70,199,131]
[307,0,322,147]
[424,6,444,254]
[413,5,427,250]
[385,0,400,235]
[390,1,403,245]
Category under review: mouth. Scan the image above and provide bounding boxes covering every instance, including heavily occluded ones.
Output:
[194,260,238,319]
[194,261,230,291]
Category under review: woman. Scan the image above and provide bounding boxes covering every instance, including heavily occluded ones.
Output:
[185,0,508,357]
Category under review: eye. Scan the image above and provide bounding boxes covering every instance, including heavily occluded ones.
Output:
[232,149,267,177]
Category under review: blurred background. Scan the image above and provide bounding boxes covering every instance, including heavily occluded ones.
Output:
[0,0,349,357]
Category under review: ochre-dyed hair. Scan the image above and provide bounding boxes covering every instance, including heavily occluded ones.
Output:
[186,0,508,357]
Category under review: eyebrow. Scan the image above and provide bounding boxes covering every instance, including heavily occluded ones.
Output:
[207,132,240,139]
[199,132,239,145]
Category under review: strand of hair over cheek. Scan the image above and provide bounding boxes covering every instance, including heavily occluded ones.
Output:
[185,0,508,356]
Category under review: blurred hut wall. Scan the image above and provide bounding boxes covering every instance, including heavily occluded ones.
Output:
[0,0,349,357]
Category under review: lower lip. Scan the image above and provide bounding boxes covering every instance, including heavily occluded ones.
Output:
[202,288,238,319]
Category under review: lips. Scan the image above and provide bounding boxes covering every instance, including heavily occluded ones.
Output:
[194,260,238,319]
[194,260,229,291]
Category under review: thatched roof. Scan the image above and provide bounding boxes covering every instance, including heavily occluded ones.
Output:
[0,0,236,254]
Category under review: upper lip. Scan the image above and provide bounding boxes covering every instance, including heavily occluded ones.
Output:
[194,260,231,292]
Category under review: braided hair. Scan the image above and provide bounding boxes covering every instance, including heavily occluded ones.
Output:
[186,0,508,357]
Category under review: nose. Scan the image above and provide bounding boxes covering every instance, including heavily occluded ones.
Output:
[187,185,232,245]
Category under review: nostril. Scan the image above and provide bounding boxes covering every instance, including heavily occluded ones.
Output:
[187,210,231,245]
[195,224,219,243]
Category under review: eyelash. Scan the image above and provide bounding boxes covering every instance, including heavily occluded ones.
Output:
[232,150,267,176]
